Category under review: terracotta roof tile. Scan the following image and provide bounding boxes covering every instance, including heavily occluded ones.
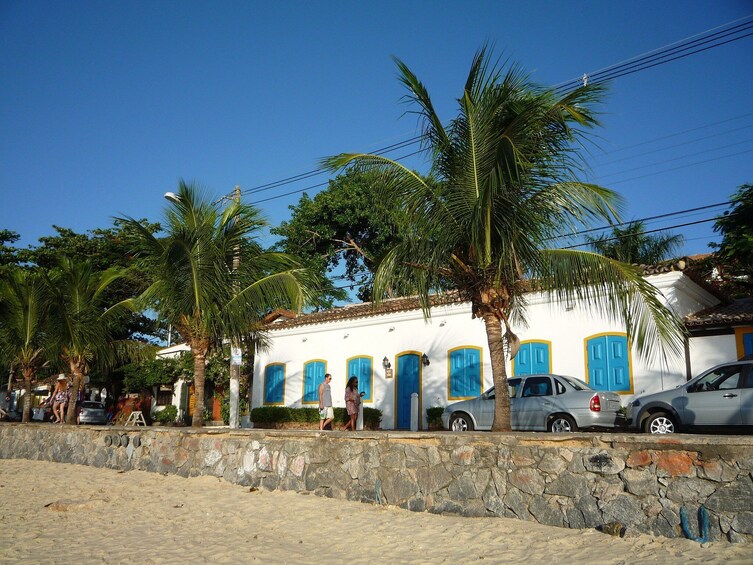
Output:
[684,297,753,328]
[268,291,465,329]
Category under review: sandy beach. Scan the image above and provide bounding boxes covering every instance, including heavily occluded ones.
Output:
[0,459,751,564]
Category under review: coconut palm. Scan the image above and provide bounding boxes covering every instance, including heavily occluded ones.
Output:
[122,181,311,427]
[0,268,52,422]
[325,47,686,431]
[586,220,684,264]
[48,256,138,424]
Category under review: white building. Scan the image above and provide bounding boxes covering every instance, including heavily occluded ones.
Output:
[251,264,753,430]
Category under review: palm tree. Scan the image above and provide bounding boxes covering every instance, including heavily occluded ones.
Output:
[122,182,311,427]
[586,220,683,264]
[48,257,132,424]
[0,268,51,422]
[325,47,686,431]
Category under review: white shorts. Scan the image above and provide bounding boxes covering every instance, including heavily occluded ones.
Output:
[319,406,334,420]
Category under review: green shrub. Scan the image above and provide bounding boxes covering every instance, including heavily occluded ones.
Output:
[250,406,382,429]
[154,404,178,424]
[426,406,444,427]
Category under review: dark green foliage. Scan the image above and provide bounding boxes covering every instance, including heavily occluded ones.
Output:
[426,406,444,427]
[711,183,753,294]
[587,220,683,265]
[154,404,178,424]
[250,406,383,429]
[272,169,409,305]
[120,356,185,393]
[0,230,21,271]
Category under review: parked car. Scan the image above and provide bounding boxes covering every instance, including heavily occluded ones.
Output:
[628,359,753,434]
[441,374,625,432]
[78,401,108,425]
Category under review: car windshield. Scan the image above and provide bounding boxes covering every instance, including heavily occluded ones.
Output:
[82,401,104,409]
[556,375,592,391]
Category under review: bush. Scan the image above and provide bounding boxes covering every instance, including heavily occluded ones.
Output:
[426,406,444,427]
[154,404,178,424]
[250,406,382,430]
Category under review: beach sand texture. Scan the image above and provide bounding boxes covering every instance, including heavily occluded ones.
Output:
[1,459,751,564]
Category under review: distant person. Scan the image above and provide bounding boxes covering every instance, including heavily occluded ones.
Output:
[318,373,334,430]
[52,375,69,424]
[343,376,362,431]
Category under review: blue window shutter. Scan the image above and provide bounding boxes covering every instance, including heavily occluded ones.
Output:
[531,342,549,373]
[303,361,325,403]
[607,335,630,392]
[264,365,284,404]
[514,344,532,376]
[515,342,550,376]
[348,357,373,401]
[449,348,481,398]
[587,336,609,390]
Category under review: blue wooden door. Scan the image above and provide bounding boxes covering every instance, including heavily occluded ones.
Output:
[303,361,326,403]
[396,353,420,429]
[514,342,550,376]
[586,335,630,392]
[347,357,372,401]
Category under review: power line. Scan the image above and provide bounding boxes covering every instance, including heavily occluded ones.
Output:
[594,138,753,181]
[563,216,721,249]
[328,202,732,290]
[591,121,753,167]
[556,19,753,91]
[607,147,753,186]
[226,15,753,206]
[547,200,730,241]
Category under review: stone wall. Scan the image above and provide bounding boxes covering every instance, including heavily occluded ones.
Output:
[1,423,752,543]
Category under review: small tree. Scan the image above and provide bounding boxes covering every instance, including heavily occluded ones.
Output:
[0,268,52,422]
[122,182,313,427]
[587,220,683,265]
[711,183,753,293]
[326,46,686,431]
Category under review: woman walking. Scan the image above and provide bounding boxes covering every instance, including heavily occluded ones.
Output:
[343,376,361,431]
[51,375,69,424]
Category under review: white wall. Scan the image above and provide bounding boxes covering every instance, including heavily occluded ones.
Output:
[251,272,726,429]
[688,335,738,376]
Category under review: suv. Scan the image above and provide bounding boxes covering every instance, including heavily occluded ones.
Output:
[628,360,753,434]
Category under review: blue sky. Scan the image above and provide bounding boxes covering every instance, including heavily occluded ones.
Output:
[2,1,752,264]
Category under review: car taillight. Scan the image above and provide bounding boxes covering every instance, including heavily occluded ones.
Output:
[590,394,601,412]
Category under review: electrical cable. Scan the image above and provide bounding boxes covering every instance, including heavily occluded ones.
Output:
[220,15,753,206]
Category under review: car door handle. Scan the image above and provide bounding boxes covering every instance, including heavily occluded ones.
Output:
[723,393,738,398]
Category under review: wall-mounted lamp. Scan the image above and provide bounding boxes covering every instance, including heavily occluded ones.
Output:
[382,356,391,369]
[302,337,308,342]
[344,332,349,338]
[439,320,447,327]
[388,326,395,332]
[421,353,430,367]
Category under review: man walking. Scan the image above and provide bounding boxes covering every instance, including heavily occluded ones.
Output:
[318,373,333,430]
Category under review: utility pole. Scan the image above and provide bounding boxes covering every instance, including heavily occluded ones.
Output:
[229,185,242,429]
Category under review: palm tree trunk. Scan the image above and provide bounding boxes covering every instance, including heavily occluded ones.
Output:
[21,369,33,423]
[192,348,207,428]
[483,312,512,432]
[65,363,84,425]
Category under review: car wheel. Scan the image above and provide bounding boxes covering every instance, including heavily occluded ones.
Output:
[644,412,676,434]
[449,413,474,432]
[548,414,578,433]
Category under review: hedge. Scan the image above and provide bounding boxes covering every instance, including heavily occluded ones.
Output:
[250,406,382,429]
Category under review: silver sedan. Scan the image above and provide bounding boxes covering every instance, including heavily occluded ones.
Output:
[441,374,625,432]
